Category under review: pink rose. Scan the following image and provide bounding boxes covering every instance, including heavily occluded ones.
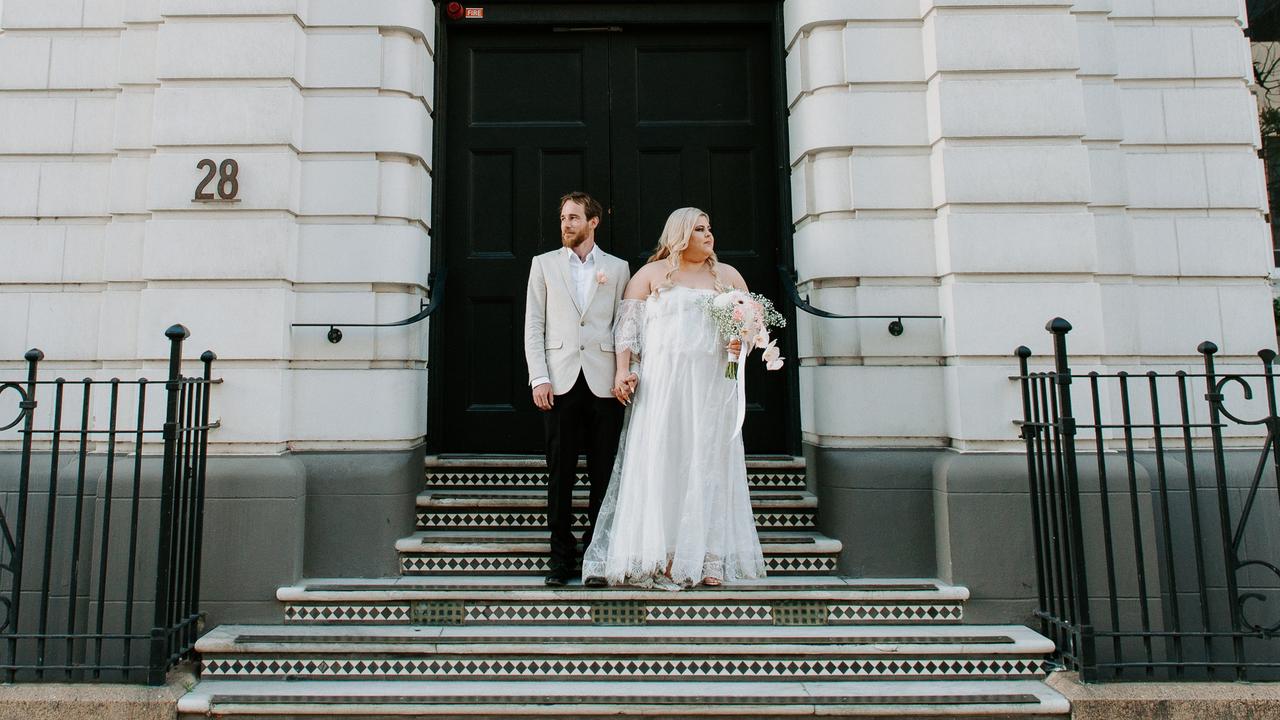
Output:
[596,271,607,285]
[766,358,784,371]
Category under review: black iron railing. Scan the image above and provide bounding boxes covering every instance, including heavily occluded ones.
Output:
[777,265,941,336]
[292,266,447,343]
[0,325,219,684]
[1015,318,1280,682]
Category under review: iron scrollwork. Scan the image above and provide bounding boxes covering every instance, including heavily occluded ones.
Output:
[1203,347,1280,637]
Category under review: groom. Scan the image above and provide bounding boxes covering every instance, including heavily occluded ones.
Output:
[524,192,631,586]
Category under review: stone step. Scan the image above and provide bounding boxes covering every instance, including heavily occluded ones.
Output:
[394,530,842,576]
[416,488,817,531]
[196,624,1054,682]
[424,455,806,491]
[277,576,968,626]
[179,679,1070,717]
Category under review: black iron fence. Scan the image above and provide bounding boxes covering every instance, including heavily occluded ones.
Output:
[0,325,218,684]
[1015,318,1280,682]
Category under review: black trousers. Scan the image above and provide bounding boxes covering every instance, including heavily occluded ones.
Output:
[544,372,624,574]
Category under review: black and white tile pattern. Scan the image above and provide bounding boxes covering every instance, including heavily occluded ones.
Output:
[426,471,806,491]
[201,656,1051,681]
[399,554,839,575]
[282,600,964,626]
[416,510,815,531]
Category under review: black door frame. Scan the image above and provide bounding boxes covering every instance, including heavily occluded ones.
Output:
[425,0,802,457]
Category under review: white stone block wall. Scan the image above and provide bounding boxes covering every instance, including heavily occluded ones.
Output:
[785,0,1274,451]
[0,0,1272,456]
[0,0,436,453]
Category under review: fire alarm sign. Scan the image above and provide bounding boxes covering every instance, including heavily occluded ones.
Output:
[464,7,484,18]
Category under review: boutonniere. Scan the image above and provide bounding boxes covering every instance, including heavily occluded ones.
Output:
[596,271,608,285]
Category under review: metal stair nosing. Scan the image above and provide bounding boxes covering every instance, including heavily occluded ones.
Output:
[178,679,1070,718]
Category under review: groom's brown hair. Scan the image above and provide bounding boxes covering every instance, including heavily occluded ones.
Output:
[559,191,603,222]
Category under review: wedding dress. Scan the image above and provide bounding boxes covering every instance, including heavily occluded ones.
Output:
[581,285,767,588]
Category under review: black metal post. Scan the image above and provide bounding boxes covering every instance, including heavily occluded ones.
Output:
[1260,350,1280,553]
[1016,346,1049,638]
[149,325,188,686]
[188,352,216,647]
[1198,340,1246,679]
[6,349,43,682]
[1046,318,1096,681]
[1089,371,1122,674]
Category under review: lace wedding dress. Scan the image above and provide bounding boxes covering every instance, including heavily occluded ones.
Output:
[581,285,767,588]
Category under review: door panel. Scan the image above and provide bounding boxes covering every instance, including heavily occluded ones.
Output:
[442,30,611,452]
[441,25,787,454]
[609,27,786,453]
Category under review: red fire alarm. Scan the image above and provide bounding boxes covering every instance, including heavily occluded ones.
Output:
[445,2,464,20]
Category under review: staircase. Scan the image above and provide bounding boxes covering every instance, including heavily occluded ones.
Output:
[178,456,1068,718]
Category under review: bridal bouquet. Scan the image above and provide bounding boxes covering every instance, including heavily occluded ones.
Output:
[700,290,787,379]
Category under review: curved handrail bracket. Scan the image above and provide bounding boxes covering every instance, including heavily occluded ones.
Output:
[292,267,448,344]
[776,265,941,336]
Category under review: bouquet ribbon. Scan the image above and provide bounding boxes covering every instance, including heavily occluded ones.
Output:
[731,339,749,439]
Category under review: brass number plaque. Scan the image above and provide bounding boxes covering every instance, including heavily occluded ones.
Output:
[194,158,240,201]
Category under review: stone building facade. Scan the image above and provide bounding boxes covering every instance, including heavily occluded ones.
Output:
[0,0,1273,625]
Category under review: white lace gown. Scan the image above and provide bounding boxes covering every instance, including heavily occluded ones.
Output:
[581,285,767,588]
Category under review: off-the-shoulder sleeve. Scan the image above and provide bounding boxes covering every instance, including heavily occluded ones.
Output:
[613,299,646,355]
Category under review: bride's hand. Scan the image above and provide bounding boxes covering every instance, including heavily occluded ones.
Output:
[613,371,637,405]
[727,337,743,356]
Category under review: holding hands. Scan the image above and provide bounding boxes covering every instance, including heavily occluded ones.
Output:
[613,371,638,405]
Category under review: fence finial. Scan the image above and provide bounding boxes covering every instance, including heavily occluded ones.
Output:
[1016,346,1032,359]
[1046,317,1072,334]
[23,349,43,363]
[1198,341,1219,355]
[164,324,190,341]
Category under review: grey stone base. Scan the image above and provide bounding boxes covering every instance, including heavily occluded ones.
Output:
[0,446,421,631]
[1048,670,1280,719]
[202,448,422,625]
[806,445,1039,625]
[0,667,192,720]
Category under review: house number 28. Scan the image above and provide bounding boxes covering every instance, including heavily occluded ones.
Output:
[194,159,240,201]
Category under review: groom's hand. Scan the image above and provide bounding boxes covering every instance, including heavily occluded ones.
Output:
[532,382,554,411]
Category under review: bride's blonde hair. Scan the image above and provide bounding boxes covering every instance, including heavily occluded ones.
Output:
[648,207,729,293]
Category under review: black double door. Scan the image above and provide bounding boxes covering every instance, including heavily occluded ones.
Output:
[439,23,789,454]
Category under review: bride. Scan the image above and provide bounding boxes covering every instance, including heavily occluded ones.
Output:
[581,207,767,589]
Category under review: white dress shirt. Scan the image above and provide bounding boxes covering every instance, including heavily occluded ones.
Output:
[532,245,599,389]
[566,244,598,310]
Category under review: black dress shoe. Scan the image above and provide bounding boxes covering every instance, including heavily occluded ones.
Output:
[544,571,571,587]
[583,576,607,588]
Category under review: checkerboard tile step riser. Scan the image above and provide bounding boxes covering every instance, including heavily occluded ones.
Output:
[200,656,1051,681]
[416,511,815,531]
[427,472,806,490]
[398,555,840,575]
[282,602,965,625]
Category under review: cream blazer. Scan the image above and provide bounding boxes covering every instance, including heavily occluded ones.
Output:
[524,248,631,398]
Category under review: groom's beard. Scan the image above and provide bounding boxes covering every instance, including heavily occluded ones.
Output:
[561,226,590,249]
